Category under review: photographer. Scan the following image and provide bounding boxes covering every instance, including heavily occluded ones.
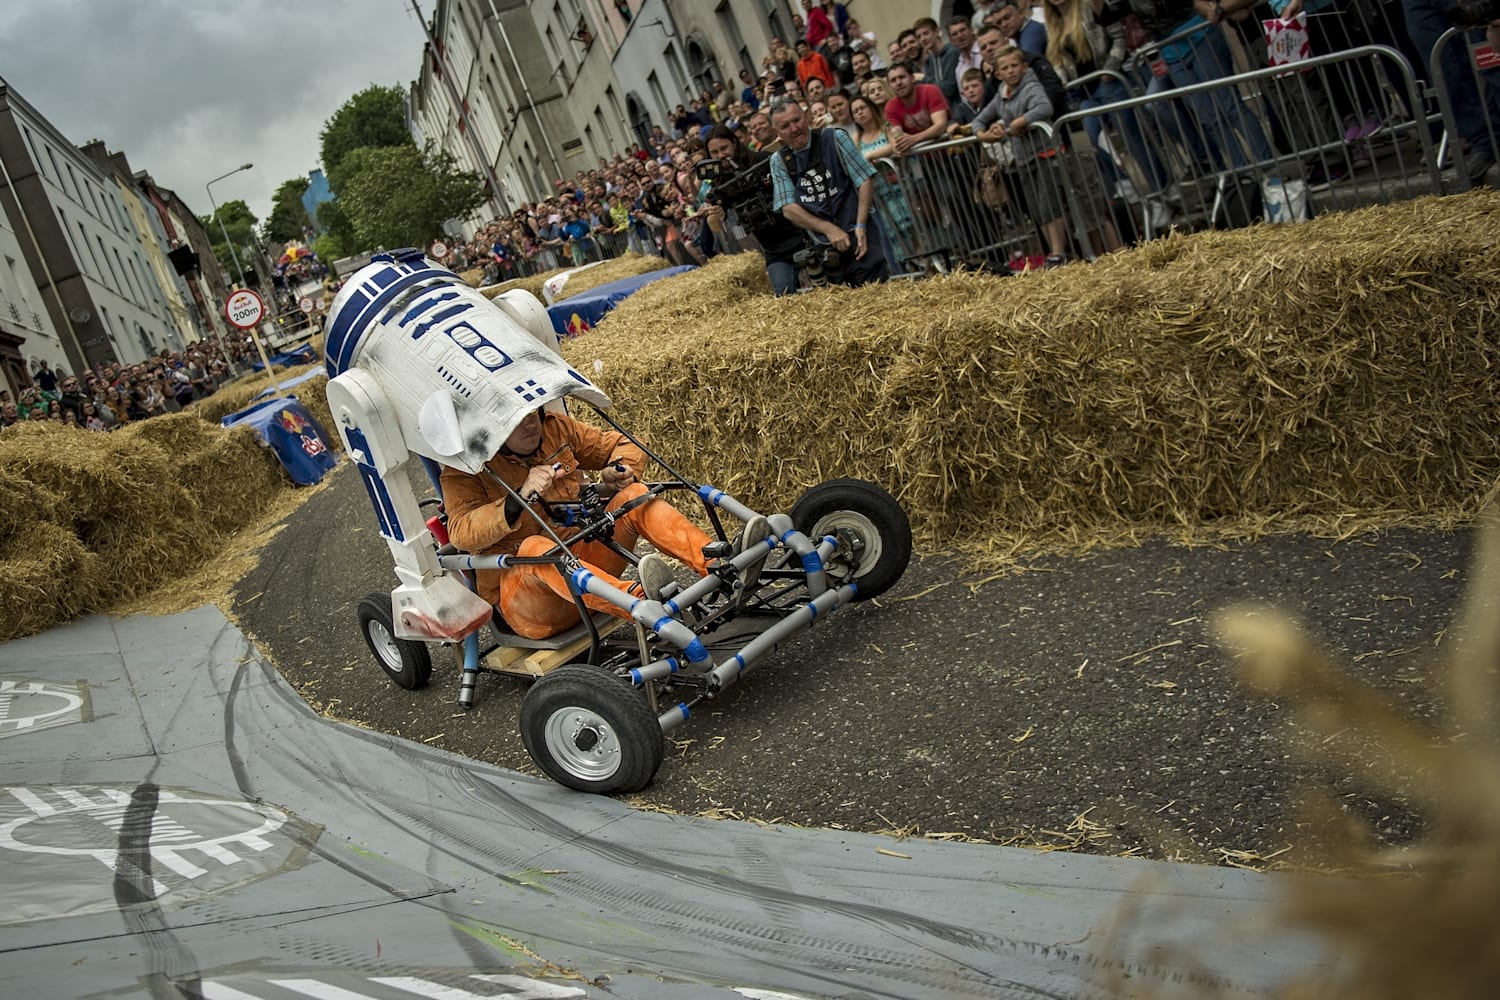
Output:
[696,125,808,295]
[766,96,889,288]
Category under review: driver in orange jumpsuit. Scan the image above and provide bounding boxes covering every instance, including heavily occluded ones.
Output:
[440,405,715,639]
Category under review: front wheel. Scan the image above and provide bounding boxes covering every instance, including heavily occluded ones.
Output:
[520,665,664,794]
[357,592,433,690]
[790,479,912,601]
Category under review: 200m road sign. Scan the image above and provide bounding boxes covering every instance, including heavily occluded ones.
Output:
[225,289,266,330]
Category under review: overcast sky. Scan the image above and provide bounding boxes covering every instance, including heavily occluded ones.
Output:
[0,0,428,225]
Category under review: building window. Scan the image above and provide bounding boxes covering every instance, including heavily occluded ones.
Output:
[647,71,668,126]
[21,126,45,177]
[115,248,143,303]
[98,237,122,295]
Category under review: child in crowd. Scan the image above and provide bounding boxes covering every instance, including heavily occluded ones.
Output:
[973,46,1069,266]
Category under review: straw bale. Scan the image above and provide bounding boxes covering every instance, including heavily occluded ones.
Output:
[116,410,216,454]
[0,414,298,641]
[0,473,61,547]
[550,253,672,300]
[479,254,672,302]
[175,425,286,534]
[595,252,770,332]
[570,193,1500,566]
[0,522,104,639]
[458,267,485,287]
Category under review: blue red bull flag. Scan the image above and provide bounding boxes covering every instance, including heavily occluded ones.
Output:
[221,398,339,485]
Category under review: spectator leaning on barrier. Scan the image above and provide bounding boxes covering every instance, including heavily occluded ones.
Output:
[974,45,1071,266]
[884,62,951,154]
[1043,0,1169,198]
[1,401,18,428]
[768,96,889,287]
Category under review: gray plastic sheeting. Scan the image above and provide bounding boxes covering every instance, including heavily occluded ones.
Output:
[0,607,1334,999]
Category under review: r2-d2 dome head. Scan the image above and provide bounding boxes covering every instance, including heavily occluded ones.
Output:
[324,248,610,474]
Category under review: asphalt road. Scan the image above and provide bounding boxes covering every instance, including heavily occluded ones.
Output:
[233,463,1472,866]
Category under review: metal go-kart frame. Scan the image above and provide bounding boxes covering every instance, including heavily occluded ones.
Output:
[358,401,912,794]
[324,246,910,793]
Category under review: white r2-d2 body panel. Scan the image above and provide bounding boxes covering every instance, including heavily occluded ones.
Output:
[323,248,613,642]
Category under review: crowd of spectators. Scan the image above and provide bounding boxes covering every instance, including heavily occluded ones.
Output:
[1,344,242,434]
[433,0,1497,285]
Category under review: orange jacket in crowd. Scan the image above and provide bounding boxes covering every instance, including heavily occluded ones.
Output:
[797,50,835,89]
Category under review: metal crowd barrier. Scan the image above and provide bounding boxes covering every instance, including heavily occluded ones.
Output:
[871,40,1447,271]
[1050,43,1442,253]
[1429,25,1499,188]
[872,128,1064,276]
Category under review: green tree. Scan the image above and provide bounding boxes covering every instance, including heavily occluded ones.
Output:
[311,232,348,264]
[315,200,357,257]
[200,199,258,282]
[265,177,312,244]
[338,143,486,250]
[320,84,411,194]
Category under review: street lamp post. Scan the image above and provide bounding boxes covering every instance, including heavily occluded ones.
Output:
[205,163,253,288]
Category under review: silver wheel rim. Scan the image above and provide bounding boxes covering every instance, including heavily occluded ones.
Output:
[366,618,404,672]
[543,706,622,781]
[811,510,883,577]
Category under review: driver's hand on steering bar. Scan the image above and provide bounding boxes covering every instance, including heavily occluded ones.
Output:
[599,462,636,490]
[519,462,566,501]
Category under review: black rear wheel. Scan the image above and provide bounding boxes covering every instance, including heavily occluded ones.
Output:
[790,479,912,601]
[357,591,433,690]
[520,665,664,794]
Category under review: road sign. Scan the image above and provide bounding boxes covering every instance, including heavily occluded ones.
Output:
[430,240,448,258]
[225,289,266,330]
[299,296,314,313]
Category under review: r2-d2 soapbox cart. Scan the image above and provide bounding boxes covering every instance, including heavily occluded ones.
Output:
[325,248,911,793]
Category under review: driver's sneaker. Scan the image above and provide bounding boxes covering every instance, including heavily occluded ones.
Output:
[733,515,772,606]
[636,553,676,604]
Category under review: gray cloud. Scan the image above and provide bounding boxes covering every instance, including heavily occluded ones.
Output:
[0,0,424,224]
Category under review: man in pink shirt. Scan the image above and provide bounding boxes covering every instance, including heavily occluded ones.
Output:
[883,62,949,155]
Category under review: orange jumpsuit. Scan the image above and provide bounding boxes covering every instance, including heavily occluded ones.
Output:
[440,411,712,639]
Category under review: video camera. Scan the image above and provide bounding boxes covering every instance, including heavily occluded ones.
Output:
[792,236,844,287]
[696,156,778,234]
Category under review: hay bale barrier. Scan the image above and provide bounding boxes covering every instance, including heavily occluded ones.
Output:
[574,193,1500,564]
[0,409,298,642]
[480,252,671,302]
